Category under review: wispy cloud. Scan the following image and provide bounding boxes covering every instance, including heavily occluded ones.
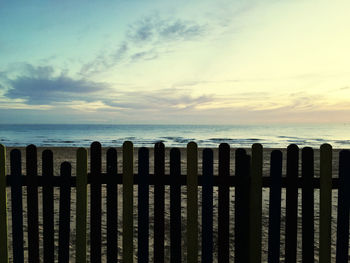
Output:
[130,49,158,62]
[79,42,129,76]
[105,88,214,111]
[127,14,205,43]
[79,14,206,76]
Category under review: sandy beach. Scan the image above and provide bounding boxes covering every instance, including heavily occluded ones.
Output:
[3,146,343,262]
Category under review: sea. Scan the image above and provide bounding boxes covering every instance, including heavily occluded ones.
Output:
[0,124,350,148]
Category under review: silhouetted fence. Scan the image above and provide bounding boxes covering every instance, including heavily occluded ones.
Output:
[0,142,349,262]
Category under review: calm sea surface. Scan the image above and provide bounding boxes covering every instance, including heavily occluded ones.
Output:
[0,124,349,148]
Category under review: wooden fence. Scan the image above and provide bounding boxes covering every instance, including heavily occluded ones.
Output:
[0,142,349,262]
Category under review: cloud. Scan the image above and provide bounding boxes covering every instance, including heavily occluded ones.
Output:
[172,79,243,89]
[2,65,350,123]
[79,42,128,76]
[3,63,344,117]
[3,65,107,105]
[127,15,205,43]
[1,64,215,112]
[130,49,158,62]
[24,64,55,78]
[79,15,206,76]
[102,88,215,112]
[56,100,115,112]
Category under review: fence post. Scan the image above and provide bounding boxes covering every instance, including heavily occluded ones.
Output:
[218,143,230,262]
[285,144,299,263]
[250,143,263,263]
[123,141,134,263]
[154,142,165,262]
[42,149,54,262]
[107,148,118,261]
[10,149,24,262]
[76,148,88,263]
[138,147,149,262]
[187,142,198,263]
[336,150,350,263]
[235,148,251,262]
[58,162,72,262]
[268,150,282,263]
[302,147,314,262]
[0,144,8,262]
[170,148,181,262]
[202,148,213,263]
[90,141,102,262]
[319,144,332,263]
[26,144,39,263]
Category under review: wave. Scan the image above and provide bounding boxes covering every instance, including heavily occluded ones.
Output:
[1,124,349,148]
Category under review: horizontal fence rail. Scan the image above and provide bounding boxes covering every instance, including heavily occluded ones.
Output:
[0,174,344,187]
[0,142,349,262]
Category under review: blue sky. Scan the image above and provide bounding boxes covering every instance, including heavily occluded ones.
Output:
[1,0,350,124]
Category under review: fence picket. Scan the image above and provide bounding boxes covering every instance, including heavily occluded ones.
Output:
[268,150,283,263]
[301,147,314,262]
[336,150,350,263]
[0,145,8,262]
[107,148,118,262]
[202,148,213,263]
[76,148,88,263]
[42,149,54,262]
[170,148,181,262]
[218,143,230,262]
[235,148,251,262]
[26,144,39,263]
[123,141,134,263]
[138,147,149,262]
[58,162,71,263]
[285,144,299,263]
[319,144,332,263]
[90,141,102,262]
[10,149,24,262]
[250,143,263,263]
[154,142,165,262]
[187,142,198,262]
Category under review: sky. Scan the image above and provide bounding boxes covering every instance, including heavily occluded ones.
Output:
[0,0,350,124]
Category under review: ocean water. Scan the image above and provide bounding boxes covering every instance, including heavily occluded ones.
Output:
[0,124,349,148]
